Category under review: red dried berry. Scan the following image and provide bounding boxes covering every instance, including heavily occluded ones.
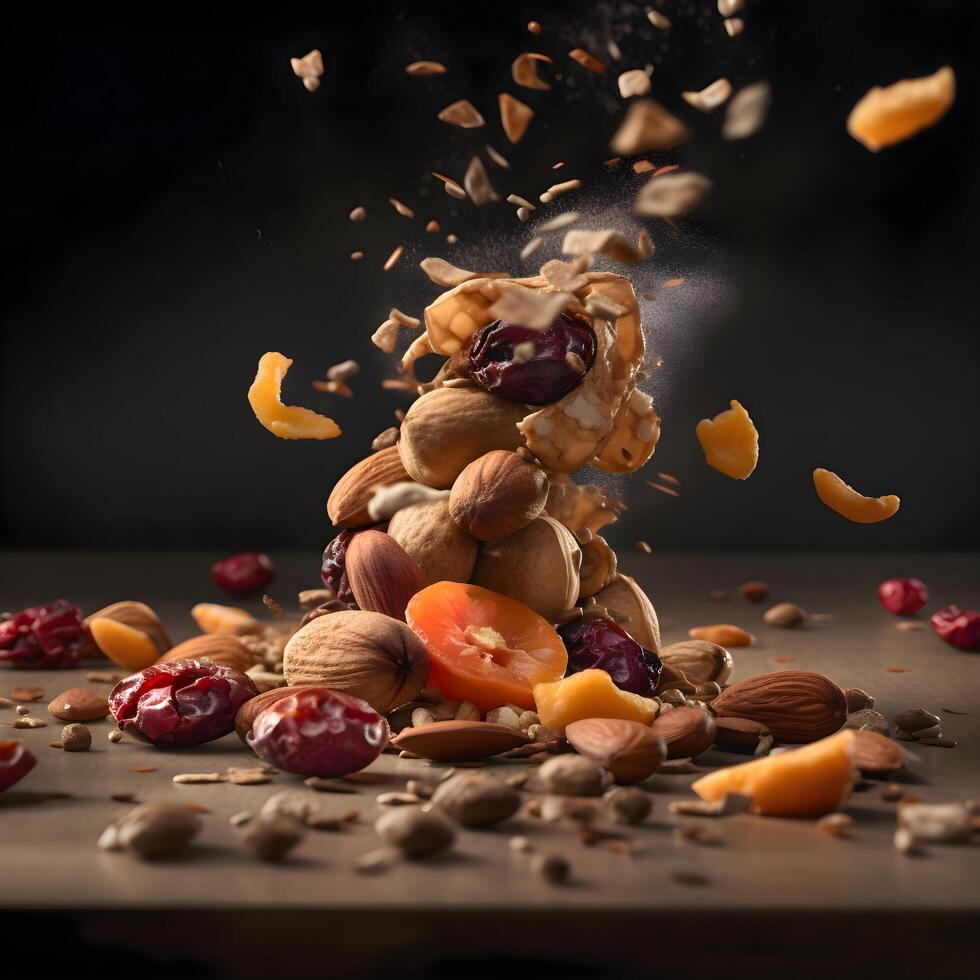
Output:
[0,740,37,792]
[930,605,980,651]
[468,312,597,405]
[559,617,662,697]
[0,600,91,669]
[247,688,388,777]
[109,660,258,746]
[320,531,357,607]
[210,552,276,595]
[877,577,929,616]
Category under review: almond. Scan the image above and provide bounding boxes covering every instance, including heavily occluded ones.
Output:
[234,686,319,743]
[565,718,667,784]
[157,634,255,672]
[449,450,548,541]
[650,706,717,758]
[391,720,530,761]
[763,602,807,628]
[711,670,847,743]
[327,446,410,527]
[345,530,427,621]
[283,610,430,714]
[852,729,907,777]
[659,639,733,687]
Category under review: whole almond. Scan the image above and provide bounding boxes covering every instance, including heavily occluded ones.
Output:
[234,686,319,743]
[345,530,427,620]
[852,729,907,777]
[327,446,410,527]
[391,720,529,761]
[688,624,754,647]
[659,639,733,687]
[565,718,667,784]
[157,634,255,672]
[449,450,548,542]
[713,716,771,753]
[47,688,109,722]
[650,706,717,759]
[844,687,876,712]
[763,602,807,628]
[711,670,846,742]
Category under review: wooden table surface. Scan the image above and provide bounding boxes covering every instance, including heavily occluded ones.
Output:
[2,551,978,979]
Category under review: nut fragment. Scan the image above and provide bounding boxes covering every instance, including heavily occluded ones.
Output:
[895,708,940,733]
[852,730,907,777]
[713,717,770,753]
[438,99,485,128]
[499,93,534,143]
[375,807,455,858]
[610,99,690,155]
[290,50,324,93]
[844,688,875,712]
[722,81,772,140]
[687,624,754,647]
[763,603,807,628]
[431,772,521,827]
[108,803,202,860]
[242,816,305,862]
[603,786,652,824]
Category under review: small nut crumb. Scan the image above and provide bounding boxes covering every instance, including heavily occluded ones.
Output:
[486,706,522,730]
[411,707,436,728]
[737,581,769,601]
[108,729,123,743]
[377,792,423,806]
[674,824,723,847]
[634,540,653,555]
[229,811,253,827]
[816,813,854,838]
[16,705,30,716]
[242,816,305,862]
[173,772,226,785]
[763,602,807,628]
[61,723,92,752]
[455,701,480,722]
[881,784,904,801]
[531,852,571,885]
[509,835,533,852]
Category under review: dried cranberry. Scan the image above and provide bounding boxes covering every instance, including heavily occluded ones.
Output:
[248,688,389,777]
[929,605,980,651]
[320,531,357,606]
[877,577,929,616]
[0,600,91,669]
[211,552,276,595]
[467,312,597,405]
[559,617,662,697]
[0,741,37,792]
[109,660,258,746]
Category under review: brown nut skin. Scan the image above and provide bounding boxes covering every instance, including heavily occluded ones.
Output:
[398,387,528,489]
[431,772,521,827]
[710,670,846,743]
[650,706,717,759]
[763,602,807,628]
[283,610,430,714]
[565,718,667,784]
[327,446,411,528]
[387,499,478,586]
[47,688,109,722]
[713,716,771,753]
[449,450,548,542]
[593,574,660,653]
[156,634,255,673]
[83,600,172,656]
[234,686,320,744]
[345,530,428,621]
[852,729,907,777]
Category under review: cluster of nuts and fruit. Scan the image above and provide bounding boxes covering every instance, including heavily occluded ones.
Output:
[2,263,978,867]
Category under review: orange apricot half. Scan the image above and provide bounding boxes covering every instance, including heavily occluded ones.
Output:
[406,582,567,712]
[695,399,758,480]
[813,468,900,524]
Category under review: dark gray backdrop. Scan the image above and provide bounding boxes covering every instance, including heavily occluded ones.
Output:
[2,0,977,555]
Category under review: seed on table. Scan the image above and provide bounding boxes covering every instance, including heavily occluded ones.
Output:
[49,740,64,749]
[242,816,305,862]
[111,792,137,803]
[919,737,957,748]
[737,581,769,601]
[377,792,422,806]
[895,708,940,733]
[816,813,854,838]
[10,687,45,702]
[881,784,903,801]
[172,772,226,784]
[62,724,92,751]
[108,730,123,743]
[16,706,30,716]
[229,811,253,827]
[14,717,47,729]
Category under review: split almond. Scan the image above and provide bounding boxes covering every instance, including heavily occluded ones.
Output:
[327,446,411,527]
[391,720,529,761]
[692,729,856,818]
[157,634,255,673]
[344,530,427,621]
[565,718,667,784]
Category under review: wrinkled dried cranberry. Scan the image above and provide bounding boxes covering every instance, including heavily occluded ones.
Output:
[248,688,388,777]
[559,617,662,697]
[930,605,980,651]
[467,312,597,405]
[211,552,276,595]
[0,600,91,670]
[320,531,356,606]
[109,660,258,746]
[877,577,929,616]
[0,741,37,792]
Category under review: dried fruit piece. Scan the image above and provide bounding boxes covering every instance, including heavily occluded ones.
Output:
[499,92,534,143]
[847,67,955,152]
[711,671,847,743]
[696,399,758,479]
[688,624,754,647]
[533,669,660,734]
[283,610,430,713]
[0,740,36,792]
[560,617,662,697]
[211,552,276,595]
[565,717,666,784]
[344,530,428,621]
[610,99,690,155]
[319,530,356,605]
[812,468,900,524]
[387,499,478,586]
[438,99,485,128]
[248,352,340,440]
[651,706,717,758]
[877,577,929,616]
[234,686,315,743]
[109,661,257,746]
[692,729,856,818]
[929,605,980,651]
[248,688,388,777]
[0,600,92,670]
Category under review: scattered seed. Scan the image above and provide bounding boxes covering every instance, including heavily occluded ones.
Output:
[350,250,364,261]
[438,99,485,128]
[108,729,123,744]
[539,179,581,204]
[304,776,359,794]
[389,198,415,218]
[528,21,541,34]
[10,687,45,702]
[531,852,571,884]
[464,155,500,206]
[512,52,552,92]
[173,772,226,785]
[425,219,440,234]
[227,768,272,785]
[763,602,807,628]
[485,145,510,169]
[646,10,671,30]
[647,480,680,497]
[382,245,404,272]
[882,784,903,802]
[87,671,124,684]
[885,667,911,673]
[14,717,46,729]
[633,160,655,173]
[718,0,744,14]
[724,18,745,37]
[243,815,305,862]
[348,206,366,221]
[618,69,652,99]
[290,50,324,93]
[49,740,64,749]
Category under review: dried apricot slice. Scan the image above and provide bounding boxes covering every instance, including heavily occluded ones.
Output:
[847,66,955,152]
[691,729,856,818]
[533,669,660,733]
[695,399,758,479]
[813,468,900,524]
[406,582,567,712]
[248,351,341,440]
[88,618,160,672]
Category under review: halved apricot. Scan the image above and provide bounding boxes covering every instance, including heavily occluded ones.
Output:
[405,582,567,712]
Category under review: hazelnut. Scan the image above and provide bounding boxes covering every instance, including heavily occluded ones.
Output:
[387,498,478,586]
[375,807,455,858]
[431,772,521,827]
[603,786,653,824]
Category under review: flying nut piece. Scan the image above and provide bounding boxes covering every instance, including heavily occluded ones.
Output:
[290,50,324,93]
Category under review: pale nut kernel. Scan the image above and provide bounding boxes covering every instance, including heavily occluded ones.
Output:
[248,351,340,440]
[695,399,758,480]
[448,450,548,542]
[190,603,260,636]
[387,498,478,586]
[812,468,900,524]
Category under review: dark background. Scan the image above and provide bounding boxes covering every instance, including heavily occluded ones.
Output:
[2,0,977,555]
